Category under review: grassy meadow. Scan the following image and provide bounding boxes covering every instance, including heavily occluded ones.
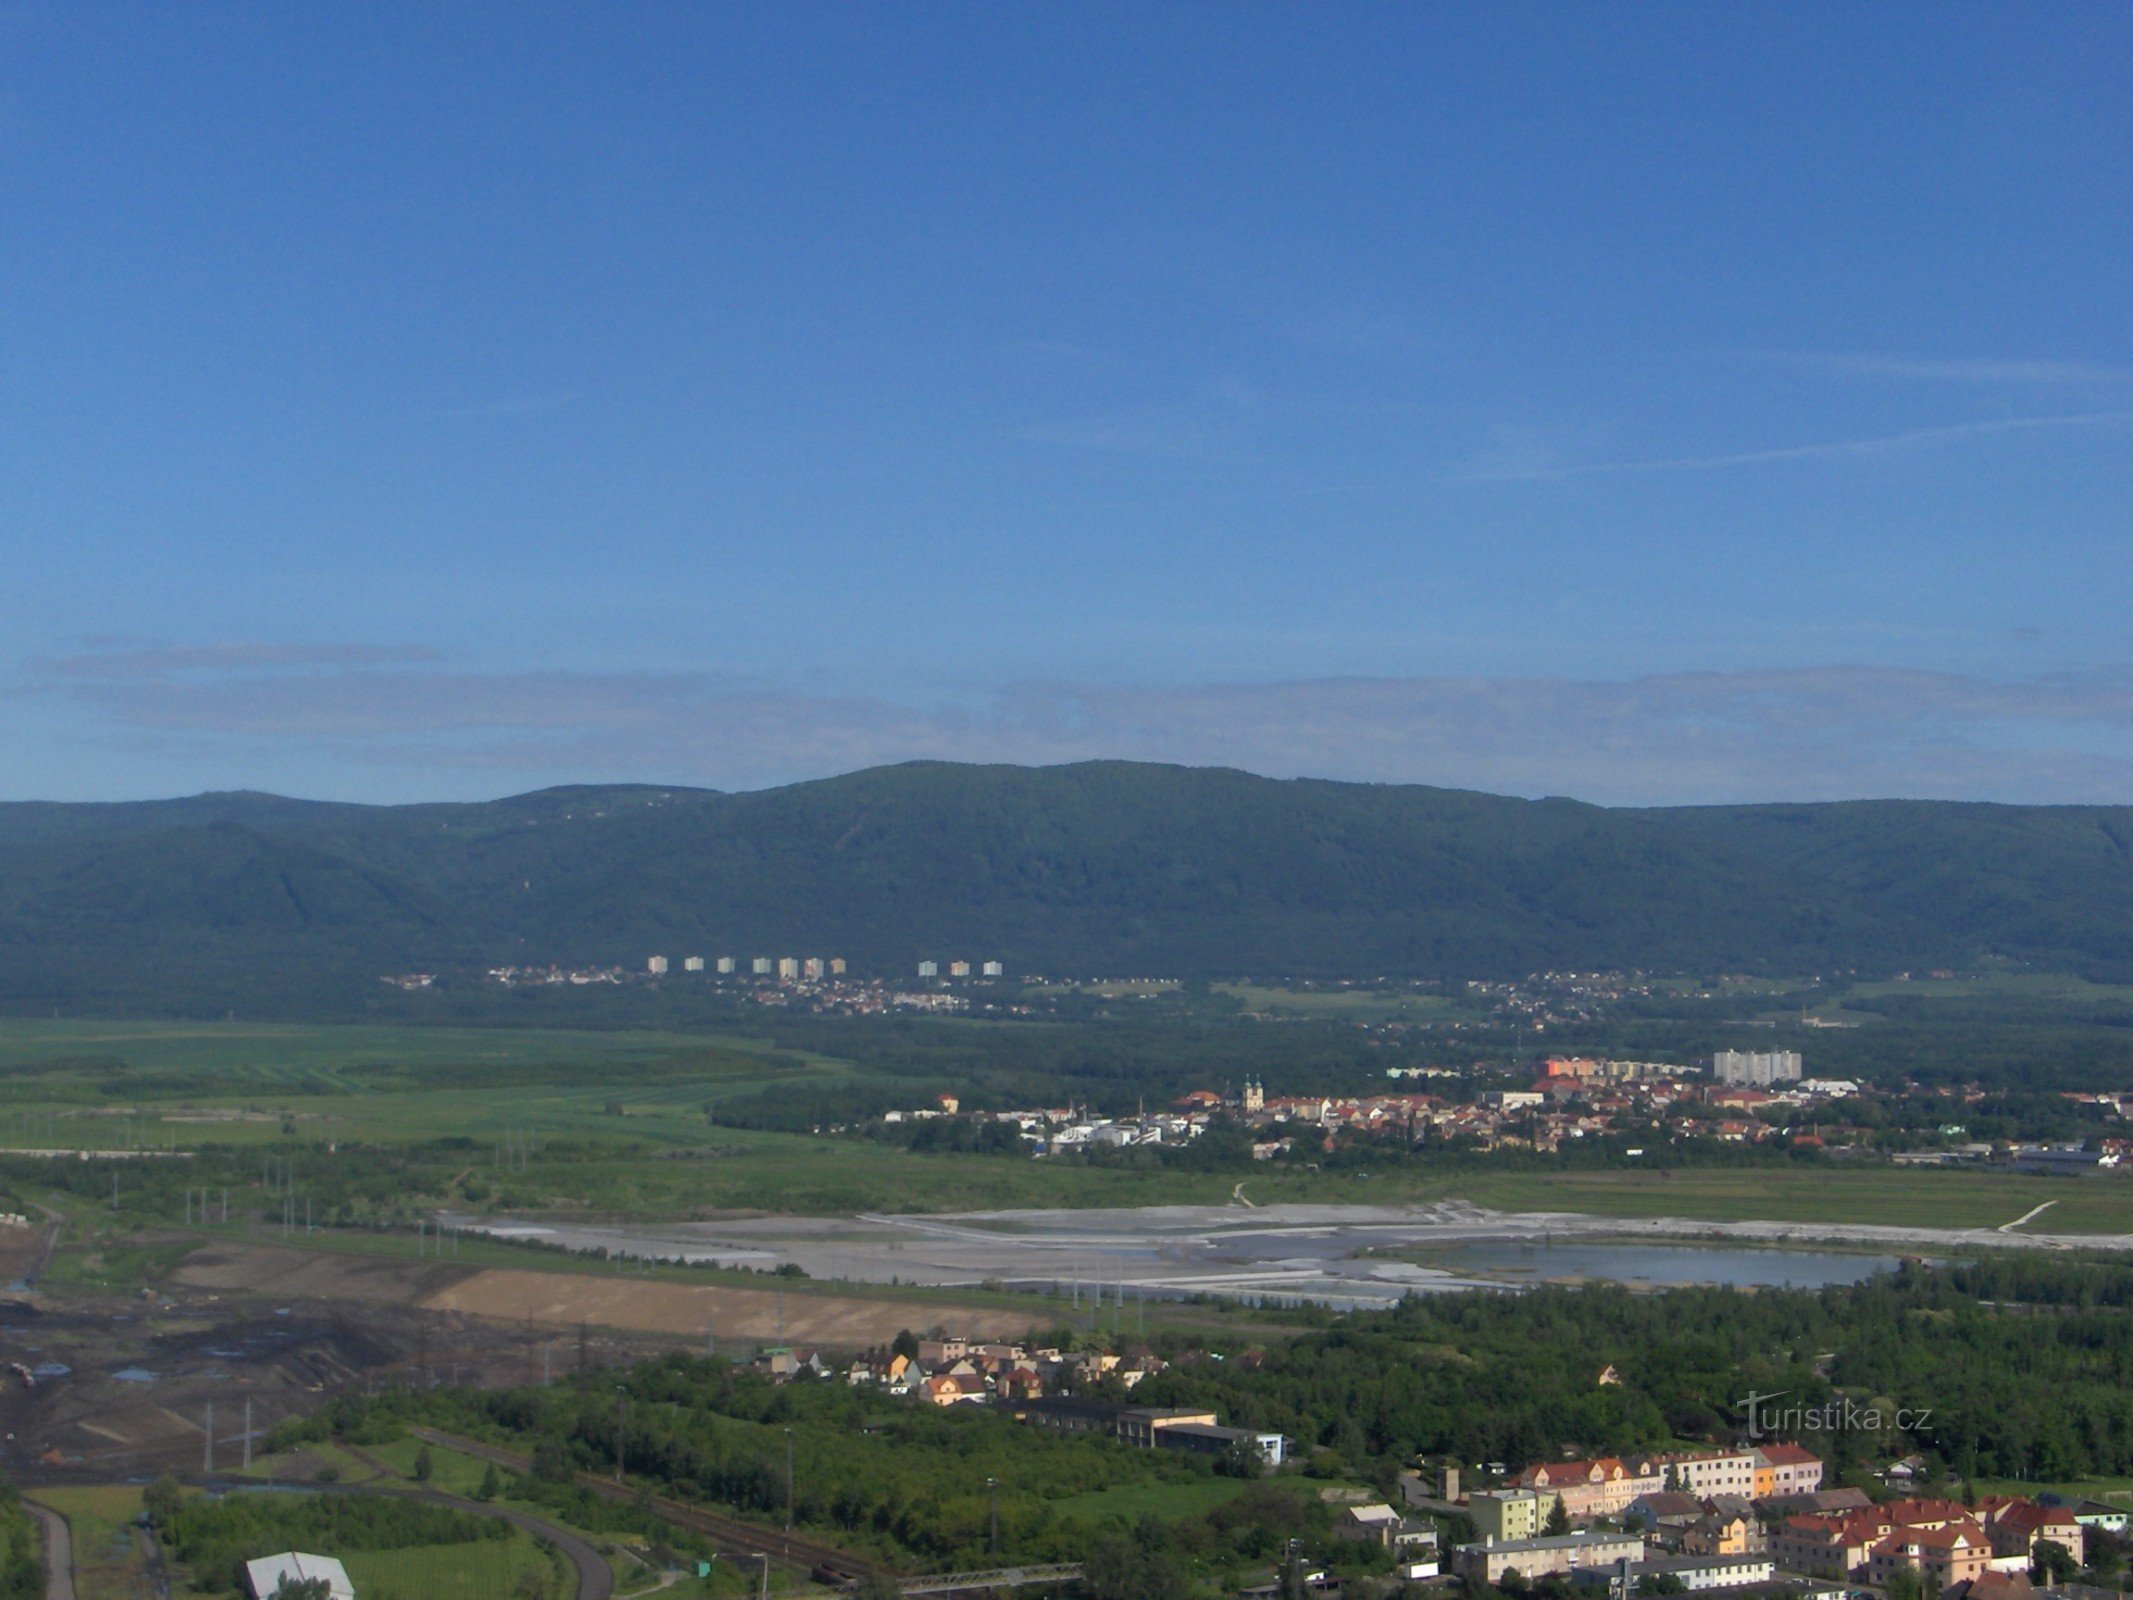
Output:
[0,1017,2128,1241]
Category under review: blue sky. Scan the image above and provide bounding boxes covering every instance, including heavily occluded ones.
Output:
[3,3,2130,804]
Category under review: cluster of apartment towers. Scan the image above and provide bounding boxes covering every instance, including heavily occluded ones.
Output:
[1712,1049,1804,1086]
[642,954,1005,980]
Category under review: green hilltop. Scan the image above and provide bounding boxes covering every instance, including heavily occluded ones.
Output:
[2,759,2130,1010]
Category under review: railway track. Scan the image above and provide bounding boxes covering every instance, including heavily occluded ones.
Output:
[409,1425,881,1584]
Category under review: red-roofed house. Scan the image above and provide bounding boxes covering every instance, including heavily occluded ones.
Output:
[1944,1571,2039,1600]
[1884,1499,1971,1531]
[1771,1511,1894,1579]
[923,1375,979,1406]
[1515,1457,1664,1520]
[1984,1502,2084,1563]
[1868,1520,1993,1591]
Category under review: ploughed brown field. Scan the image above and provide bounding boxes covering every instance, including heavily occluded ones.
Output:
[171,1243,1039,1343]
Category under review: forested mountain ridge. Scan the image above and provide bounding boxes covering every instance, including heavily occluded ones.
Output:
[2,760,2131,1011]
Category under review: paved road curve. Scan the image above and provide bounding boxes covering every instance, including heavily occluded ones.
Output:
[435,1490,614,1600]
[20,1500,73,1600]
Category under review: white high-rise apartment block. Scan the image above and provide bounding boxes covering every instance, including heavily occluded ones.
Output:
[1712,1049,1803,1085]
[803,957,825,980]
[752,957,773,976]
[683,956,704,972]
[830,958,847,975]
[716,957,736,974]
[918,960,939,978]
[948,960,971,978]
[1663,1448,1759,1496]
[647,955,669,975]
[777,957,800,981]
[981,960,1003,977]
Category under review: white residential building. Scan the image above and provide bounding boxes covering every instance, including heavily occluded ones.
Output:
[1576,1555,1776,1593]
[1457,1531,1645,1584]
[1662,1449,1759,1497]
[1713,1050,1803,1085]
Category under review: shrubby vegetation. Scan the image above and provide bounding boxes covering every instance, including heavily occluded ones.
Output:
[144,1479,508,1597]
[0,1491,42,1600]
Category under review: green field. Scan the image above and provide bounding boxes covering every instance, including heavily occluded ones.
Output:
[2,1018,2131,1237]
[1846,972,2133,1004]
[340,1529,556,1600]
[1212,984,1454,1021]
[0,1017,857,1118]
[1204,1160,2133,1234]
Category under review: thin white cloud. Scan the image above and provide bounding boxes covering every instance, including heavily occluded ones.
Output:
[19,646,2133,806]
[1757,351,2133,385]
[30,643,443,679]
[1458,410,2133,483]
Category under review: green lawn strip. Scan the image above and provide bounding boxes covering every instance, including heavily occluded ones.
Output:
[1520,1168,2133,1233]
[1214,985,1455,1021]
[364,1436,495,1496]
[229,1439,390,1486]
[1845,974,2133,1004]
[1229,1165,2133,1234]
[0,1019,801,1082]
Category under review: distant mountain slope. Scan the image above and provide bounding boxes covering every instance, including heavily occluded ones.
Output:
[1,761,2130,1010]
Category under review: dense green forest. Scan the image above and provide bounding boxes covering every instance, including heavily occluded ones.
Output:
[7,760,2133,1011]
[1133,1255,2133,1485]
